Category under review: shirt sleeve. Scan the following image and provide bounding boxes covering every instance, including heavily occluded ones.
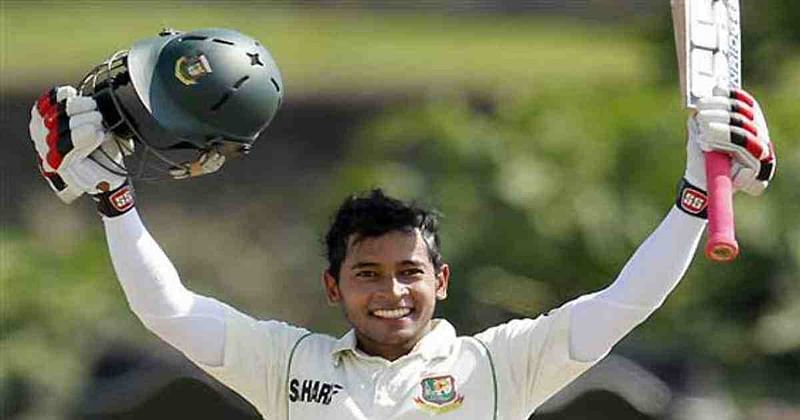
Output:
[474,207,706,415]
[104,209,227,365]
[474,301,594,415]
[569,206,705,362]
[103,209,310,418]
[193,305,310,418]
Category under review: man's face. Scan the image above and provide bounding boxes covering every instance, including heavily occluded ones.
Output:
[323,229,449,361]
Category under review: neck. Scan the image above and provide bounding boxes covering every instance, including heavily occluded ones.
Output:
[355,321,435,361]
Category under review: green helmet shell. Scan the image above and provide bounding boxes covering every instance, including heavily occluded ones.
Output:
[127,28,283,147]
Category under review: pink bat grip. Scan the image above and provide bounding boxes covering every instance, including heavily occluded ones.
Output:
[704,151,739,262]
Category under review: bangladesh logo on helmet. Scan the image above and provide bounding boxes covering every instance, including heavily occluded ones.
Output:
[174,54,213,86]
[413,375,464,414]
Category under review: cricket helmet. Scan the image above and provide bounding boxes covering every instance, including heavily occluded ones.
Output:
[79,28,284,180]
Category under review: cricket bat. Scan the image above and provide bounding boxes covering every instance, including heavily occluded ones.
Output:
[671,0,742,262]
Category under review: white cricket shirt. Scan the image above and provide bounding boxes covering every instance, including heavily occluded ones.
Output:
[193,300,594,420]
[105,208,704,419]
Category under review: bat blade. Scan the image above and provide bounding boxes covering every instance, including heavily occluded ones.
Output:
[676,0,742,108]
[672,0,742,262]
[671,0,688,103]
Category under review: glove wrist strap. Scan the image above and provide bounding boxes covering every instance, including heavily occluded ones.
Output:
[675,178,708,219]
[93,181,136,218]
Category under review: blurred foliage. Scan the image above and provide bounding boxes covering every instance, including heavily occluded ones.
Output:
[0,226,150,418]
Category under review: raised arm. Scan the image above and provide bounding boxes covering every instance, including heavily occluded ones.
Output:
[474,88,777,415]
[569,87,777,362]
[29,85,311,417]
[29,86,228,365]
[569,207,703,361]
[103,208,228,366]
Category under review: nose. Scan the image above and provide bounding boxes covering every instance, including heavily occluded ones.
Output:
[380,275,409,299]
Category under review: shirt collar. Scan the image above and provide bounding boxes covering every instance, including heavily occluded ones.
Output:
[331,319,457,366]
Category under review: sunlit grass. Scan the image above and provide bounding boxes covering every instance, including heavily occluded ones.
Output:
[2,2,650,96]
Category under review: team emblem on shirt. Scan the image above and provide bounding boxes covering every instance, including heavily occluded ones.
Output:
[413,375,464,414]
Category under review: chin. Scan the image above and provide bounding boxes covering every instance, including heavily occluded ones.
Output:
[380,319,430,342]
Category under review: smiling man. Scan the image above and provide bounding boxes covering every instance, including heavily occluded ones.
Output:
[29,80,776,419]
[322,194,450,363]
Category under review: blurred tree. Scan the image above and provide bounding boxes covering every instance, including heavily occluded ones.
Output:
[767,0,800,43]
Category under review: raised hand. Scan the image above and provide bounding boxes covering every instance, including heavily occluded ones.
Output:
[685,87,776,197]
[29,86,135,217]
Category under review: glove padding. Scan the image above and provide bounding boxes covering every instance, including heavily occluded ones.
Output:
[29,86,131,204]
[685,86,777,196]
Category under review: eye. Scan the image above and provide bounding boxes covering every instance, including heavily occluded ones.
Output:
[355,270,378,278]
[400,268,424,277]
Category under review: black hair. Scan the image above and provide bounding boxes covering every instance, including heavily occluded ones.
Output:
[324,189,443,281]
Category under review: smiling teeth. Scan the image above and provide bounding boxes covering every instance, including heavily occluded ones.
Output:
[372,308,411,319]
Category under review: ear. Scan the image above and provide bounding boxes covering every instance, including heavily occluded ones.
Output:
[435,264,450,301]
[322,270,341,306]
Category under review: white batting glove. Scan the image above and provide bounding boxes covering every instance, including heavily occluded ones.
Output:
[684,87,777,196]
[29,86,135,216]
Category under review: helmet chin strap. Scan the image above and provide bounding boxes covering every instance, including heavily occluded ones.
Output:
[169,149,226,179]
[167,139,250,179]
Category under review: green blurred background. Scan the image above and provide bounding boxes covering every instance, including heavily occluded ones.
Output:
[1,1,798,419]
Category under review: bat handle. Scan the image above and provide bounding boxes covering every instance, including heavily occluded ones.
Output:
[704,151,739,262]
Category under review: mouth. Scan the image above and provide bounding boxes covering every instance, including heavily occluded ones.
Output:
[370,307,413,320]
